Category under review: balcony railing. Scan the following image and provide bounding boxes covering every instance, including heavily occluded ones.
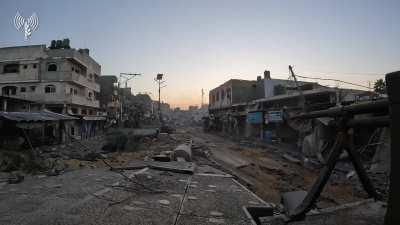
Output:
[41,71,100,92]
[9,92,99,108]
[70,94,99,108]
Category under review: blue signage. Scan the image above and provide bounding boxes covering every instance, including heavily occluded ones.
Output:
[247,111,263,124]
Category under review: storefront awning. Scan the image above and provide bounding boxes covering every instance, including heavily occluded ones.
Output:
[0,110,78,122]
[82,116,106,121]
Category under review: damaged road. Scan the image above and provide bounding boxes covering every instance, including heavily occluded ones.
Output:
[0,161,270,225]
[0,126,387,225]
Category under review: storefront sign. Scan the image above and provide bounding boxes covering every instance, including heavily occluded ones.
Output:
[247,111,263,124]
[267,110,283,122]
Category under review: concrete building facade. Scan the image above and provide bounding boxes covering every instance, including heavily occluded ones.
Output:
[209,78,264,110]
[0,43,103,140]
[98,75,120,119]
[0,44,101,116]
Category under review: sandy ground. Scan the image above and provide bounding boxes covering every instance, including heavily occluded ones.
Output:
[182,127,361,208]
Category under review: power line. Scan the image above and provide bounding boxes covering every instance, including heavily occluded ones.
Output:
[295,74,374,90]
[293,65,384,76]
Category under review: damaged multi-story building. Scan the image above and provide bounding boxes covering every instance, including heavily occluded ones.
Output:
[98,75,120,120]
[0,40,104,140]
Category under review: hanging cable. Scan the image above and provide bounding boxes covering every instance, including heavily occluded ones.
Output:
[293,65,384,76]
[294,74,374,90]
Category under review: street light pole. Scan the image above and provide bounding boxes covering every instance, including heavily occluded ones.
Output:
[155,74,166,125]
[158,80,161,121]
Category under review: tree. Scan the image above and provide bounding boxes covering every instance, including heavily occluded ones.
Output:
[374,79,386,94]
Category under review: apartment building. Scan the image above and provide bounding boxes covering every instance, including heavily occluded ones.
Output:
[0,41,104,140]
[98,75,120,119]
[0,42,101,116]
[209,78,264,110]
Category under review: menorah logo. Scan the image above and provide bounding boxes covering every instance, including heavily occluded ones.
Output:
[14,12,39,40]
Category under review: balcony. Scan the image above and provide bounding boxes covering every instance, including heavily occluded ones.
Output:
[41,71,100,92]
[10,92,99,108]
[70,94,99,108]
[107,100,120,108]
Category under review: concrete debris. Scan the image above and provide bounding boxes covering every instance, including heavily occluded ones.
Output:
[0,124,389,224]
[208,218,225,223]
[346,170,356,179]
[172,142,192,162]
[158,199,170,205]
[188,196,198,200]
[282,154,301,164]
[112,160,196,174]
[210,211,224,216]
[152,154,171,162]
[148,161,196,174]
[7,173,24,184]
[122,205,136,211]
[176,157,186,162]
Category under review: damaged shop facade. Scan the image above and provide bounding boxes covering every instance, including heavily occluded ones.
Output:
[207,70,383,155]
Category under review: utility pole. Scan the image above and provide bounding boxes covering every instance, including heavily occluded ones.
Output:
[120,73,141,88]
[118,72,141,123]
[289,65,306,111]
[155,74,166,125]
[289,65,307,151]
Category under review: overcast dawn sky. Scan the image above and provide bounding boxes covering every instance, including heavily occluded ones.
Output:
[0,0,399,108]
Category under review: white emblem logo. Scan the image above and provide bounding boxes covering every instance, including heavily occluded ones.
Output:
[14,12,39,40]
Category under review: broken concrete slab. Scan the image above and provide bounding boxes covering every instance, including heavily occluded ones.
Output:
[112,160,196,174]
[181,174,267,222]
[173,143,192,162]
[149,161,196,174]
[282,154,301,164]
[210,148,250,169]
[195,165,230,177]
[0,165,271,225]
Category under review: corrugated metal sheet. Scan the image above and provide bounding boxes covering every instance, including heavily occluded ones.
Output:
[0,110,78,122]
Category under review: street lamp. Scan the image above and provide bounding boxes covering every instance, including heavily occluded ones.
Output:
[155,74,166,124]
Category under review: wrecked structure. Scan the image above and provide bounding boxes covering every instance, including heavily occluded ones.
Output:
[0,110,78,148]
[0,40,105,140]
[98,75,120,120]
[208,70,374,143]
[0,70,396,224]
